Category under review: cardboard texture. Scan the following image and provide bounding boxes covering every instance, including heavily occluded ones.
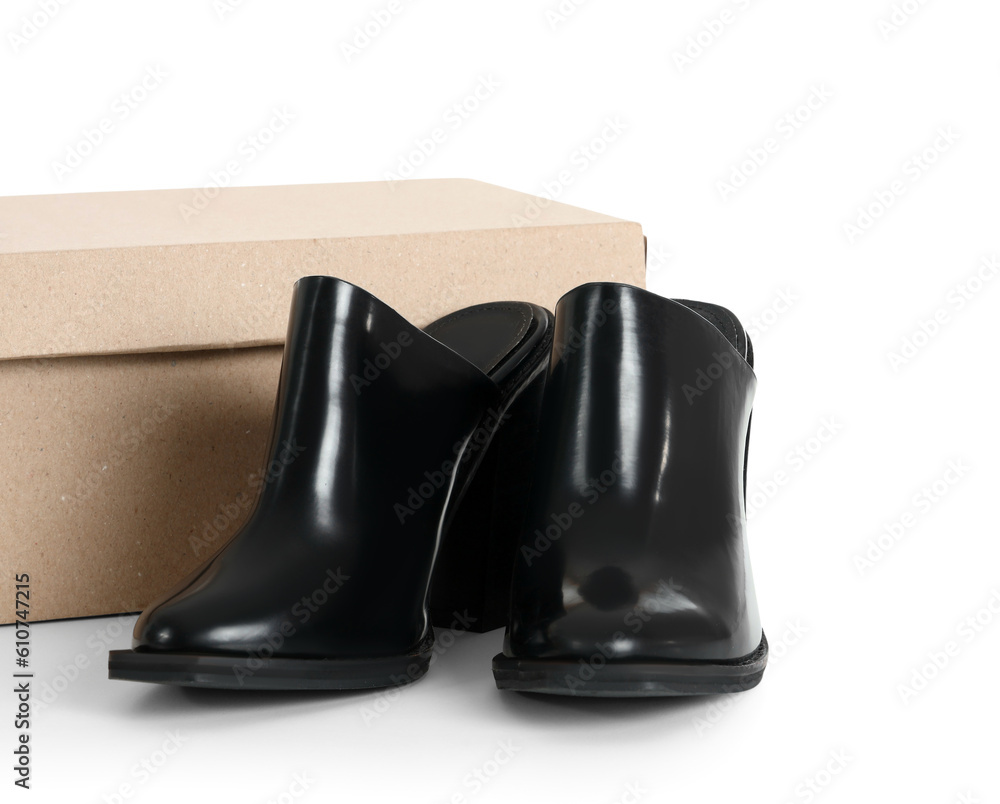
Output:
[0,179,645,623]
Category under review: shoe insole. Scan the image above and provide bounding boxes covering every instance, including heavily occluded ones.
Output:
[427,297,751,374]
[425,302,549,382]
[674,299,753,368]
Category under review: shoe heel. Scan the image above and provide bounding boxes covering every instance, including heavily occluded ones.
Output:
[429,364,547,633]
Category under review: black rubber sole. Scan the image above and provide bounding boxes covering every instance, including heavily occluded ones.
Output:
[108,633,434,691]
[492,633,768,697]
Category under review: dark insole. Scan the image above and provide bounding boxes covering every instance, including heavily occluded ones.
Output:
[425,302,543,381]
[674,298,753,368]
[427,297,751,373]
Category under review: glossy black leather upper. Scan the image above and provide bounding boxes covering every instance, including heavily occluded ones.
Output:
[132,276,512,658]
[504,283,762,662]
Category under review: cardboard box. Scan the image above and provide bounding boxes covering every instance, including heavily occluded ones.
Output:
[0,179,645,623]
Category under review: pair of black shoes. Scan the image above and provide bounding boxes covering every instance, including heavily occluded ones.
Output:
[108,276,766,697]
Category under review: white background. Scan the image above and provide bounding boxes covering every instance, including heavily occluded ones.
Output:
[3,1,999,802]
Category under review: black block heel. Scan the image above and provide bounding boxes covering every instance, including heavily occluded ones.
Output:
[430,362,548,633]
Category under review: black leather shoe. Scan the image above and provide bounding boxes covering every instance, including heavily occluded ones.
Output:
[109,276,552,690]
[492,282,767,697]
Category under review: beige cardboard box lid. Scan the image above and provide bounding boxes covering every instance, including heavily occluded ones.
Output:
[0,179,642,362]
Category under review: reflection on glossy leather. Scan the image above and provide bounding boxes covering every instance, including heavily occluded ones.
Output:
[132,276,501,659]
[504,283,762,663]
[578,566,638,611]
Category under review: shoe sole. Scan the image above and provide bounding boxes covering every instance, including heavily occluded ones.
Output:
[491,632,768,697]
[108,633,434,690]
